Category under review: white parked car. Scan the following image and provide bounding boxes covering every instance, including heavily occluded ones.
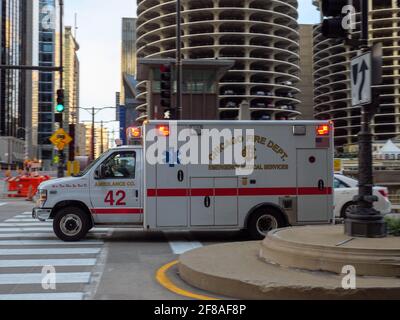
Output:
[334,174,392,218]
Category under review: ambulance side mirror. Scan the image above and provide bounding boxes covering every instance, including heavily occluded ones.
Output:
[95,164,106,179]
[94,168,100,179]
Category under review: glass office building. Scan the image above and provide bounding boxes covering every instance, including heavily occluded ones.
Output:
[0,0,39,166]
[37,0,57,167]
[0,0,23,138]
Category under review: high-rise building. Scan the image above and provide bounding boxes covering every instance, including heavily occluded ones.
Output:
[120,17,139,137]
[83,123,110,159]
[0,0,39,166]
[64,26,80,160]
[121,18,137,103]
[25,0,40,162]
[75,123,86,157]
[313,0,400,151]
[37,0,59,169]
[136,0,301,122]
[297,24,314,120]
[64,26,79,127]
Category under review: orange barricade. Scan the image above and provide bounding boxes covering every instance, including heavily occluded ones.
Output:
[7,177,21,197]
[7,175,51,199]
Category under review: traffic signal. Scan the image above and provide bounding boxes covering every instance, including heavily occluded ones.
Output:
[160,64,175,119]
[320,0,353,39]
[56,89,65,113]
[55,89,65,124]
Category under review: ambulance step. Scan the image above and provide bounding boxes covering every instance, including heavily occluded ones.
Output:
[94,224,144,229]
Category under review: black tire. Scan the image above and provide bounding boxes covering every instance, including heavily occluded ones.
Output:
[53,206,91,242]
[247,207,286,240]
[340,202,358,219]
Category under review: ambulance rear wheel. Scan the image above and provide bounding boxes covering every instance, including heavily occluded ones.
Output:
[248,208,285,240]
[53,207,91,242]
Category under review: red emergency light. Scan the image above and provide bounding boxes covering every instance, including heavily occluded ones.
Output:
[316,125,330,136]
[157,125,170,137]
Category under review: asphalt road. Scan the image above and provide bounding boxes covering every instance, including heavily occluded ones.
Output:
[0,199,243,300]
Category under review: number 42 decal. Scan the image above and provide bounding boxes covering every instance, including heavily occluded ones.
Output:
[104,190,127,206]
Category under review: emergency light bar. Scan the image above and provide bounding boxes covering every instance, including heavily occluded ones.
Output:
[316,125,330,136]
[157,125,170,137]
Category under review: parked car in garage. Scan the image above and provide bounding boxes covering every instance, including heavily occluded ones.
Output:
[225,101,237,108]
[280,80,293,86]
[223,90,235,95]
[334,174,392,218]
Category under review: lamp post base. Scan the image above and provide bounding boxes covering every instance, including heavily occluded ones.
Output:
[345,209,387,238]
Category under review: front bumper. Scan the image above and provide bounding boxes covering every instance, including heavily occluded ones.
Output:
[32,208,52,222]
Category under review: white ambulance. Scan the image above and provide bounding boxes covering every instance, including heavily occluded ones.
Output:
[33,121,334,242]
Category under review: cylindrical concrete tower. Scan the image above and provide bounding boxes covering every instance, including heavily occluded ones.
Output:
[313,0,400,150]
[136,0,301,122]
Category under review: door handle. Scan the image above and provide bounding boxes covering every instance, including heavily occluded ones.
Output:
[318,180,325,191]
[204,196,211,208]
[135,190,139,198]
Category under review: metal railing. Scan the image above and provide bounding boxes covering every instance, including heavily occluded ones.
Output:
[389,194,400,212]
[389,195,400,205]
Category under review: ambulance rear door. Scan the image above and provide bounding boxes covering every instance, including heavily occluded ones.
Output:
[296,148,331,222]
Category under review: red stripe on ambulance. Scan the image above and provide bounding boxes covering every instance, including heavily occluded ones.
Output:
[147,188,332,197]
[91,208,144,215]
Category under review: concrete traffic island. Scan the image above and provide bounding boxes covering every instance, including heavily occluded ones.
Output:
[178,226,400,300]
[260,225,400,277]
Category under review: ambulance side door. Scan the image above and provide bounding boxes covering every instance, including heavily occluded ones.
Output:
[89,150,142,224]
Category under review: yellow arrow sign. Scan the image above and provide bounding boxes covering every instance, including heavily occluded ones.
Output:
[50,128,73,151]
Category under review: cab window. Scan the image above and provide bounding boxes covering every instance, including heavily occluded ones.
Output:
[101,151,136,179]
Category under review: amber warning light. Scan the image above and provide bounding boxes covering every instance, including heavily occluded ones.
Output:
[157,125,170,137]
[127,127,142,139]
[316,125,330,136]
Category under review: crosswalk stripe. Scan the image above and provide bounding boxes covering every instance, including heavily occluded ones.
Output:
[0,227,53,232]
[0,272,91,285]
[0,292,84,300]
[0,227,111,233]
[164,232,203,255]
[0,233,61,239]
[0,248,101,255]
[168,241,203,255]
[6,219,46,223]
[0,259,97,268]
[0,211,105,299]
[0,240,103,246]
[0,233,108,239]
[0,203,7,207]
[0,223,52,227]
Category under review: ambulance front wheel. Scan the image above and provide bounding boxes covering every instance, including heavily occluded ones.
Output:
[247,208,286,240]
[53,207,91,242]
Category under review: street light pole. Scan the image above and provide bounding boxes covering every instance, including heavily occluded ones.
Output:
[100,121,104,154]
[345,0,387,238]
[91,107,95,162]
[77,107,116,162]
[17,127,30,161]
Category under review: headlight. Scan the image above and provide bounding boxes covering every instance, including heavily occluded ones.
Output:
[39,189,48,202]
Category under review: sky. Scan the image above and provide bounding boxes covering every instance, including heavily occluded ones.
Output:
[64,0,321,131]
